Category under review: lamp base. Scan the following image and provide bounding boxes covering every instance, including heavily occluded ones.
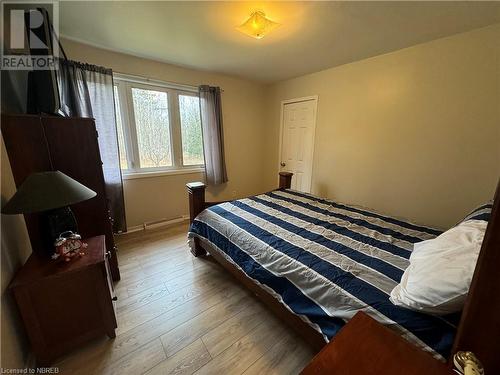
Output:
[43,206,79,254]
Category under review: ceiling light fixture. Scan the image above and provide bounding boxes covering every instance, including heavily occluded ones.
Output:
[236,10,280,40]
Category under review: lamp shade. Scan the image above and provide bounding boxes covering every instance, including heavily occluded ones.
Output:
[2,171,97,214]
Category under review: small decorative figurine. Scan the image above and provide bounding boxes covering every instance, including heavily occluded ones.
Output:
[53,231,87,262]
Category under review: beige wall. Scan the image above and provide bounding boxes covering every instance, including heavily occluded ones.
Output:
[265,24,500,229]
[64,25,500,230]
[62,38,270,228]
[1,138,32,369]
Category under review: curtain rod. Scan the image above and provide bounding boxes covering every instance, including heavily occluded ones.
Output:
[113,72,224,93]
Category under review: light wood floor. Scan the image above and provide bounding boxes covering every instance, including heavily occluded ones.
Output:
[55,223,315,375]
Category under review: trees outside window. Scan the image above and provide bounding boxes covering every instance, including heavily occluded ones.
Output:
[114,76,204,174]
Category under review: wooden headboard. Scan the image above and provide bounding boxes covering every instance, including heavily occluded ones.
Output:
[451,179,500,372]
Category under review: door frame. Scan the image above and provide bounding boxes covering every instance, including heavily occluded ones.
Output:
[278,95,318,192]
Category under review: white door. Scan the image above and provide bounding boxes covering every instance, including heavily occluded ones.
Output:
[280,98,317,192]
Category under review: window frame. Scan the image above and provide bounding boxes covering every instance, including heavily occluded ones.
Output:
[113,74,204,178]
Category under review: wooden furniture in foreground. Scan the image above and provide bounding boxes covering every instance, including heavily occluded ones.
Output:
[187,173,500,373]
[10,235,117,366]
[301,311,454,375]
[1,114,120,281]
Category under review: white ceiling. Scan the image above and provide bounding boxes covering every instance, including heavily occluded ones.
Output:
[59,1,500,83]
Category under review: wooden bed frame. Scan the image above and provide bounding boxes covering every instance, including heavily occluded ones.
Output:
[186,172,500,372]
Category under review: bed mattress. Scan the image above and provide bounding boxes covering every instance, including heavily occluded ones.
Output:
[188,189,458,360]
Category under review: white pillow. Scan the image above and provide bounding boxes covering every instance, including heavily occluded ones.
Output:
[390,220,487,315]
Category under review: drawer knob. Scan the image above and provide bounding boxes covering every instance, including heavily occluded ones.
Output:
[112,296,118,301]
[106,251,111,258]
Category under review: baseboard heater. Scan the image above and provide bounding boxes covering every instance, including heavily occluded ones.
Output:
[125,215,189,233]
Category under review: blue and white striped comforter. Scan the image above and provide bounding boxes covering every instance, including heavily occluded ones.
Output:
[188,189,457,359]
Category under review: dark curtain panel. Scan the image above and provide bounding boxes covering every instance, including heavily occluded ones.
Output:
[56,59,127,232]
[198,85,228,185]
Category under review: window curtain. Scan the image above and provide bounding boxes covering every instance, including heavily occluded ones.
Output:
[56,59,127,233]
[198,85,228,185]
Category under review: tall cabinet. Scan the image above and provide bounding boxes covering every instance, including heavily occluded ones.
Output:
[1,114,120,280]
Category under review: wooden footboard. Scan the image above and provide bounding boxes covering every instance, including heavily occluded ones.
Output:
[186,181,208,257]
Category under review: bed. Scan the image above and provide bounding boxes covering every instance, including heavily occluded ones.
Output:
[186,172,500,372]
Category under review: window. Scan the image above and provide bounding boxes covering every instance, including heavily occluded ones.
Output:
[113,75,204,176]
[179,94,204,166]
[132,88,172,168]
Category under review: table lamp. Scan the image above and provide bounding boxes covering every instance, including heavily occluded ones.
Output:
[2,171,96,253]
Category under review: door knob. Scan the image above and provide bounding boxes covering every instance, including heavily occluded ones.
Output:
[280,162,286,167]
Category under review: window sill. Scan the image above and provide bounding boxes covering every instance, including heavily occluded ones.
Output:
[122,168,205,180]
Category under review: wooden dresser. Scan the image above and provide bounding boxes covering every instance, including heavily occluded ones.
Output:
[10,236,117,366]
[301,311,455,375]
[1,114,121,281]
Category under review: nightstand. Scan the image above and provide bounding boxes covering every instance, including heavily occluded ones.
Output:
[10,235,117,366]
[301,311,455,375]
